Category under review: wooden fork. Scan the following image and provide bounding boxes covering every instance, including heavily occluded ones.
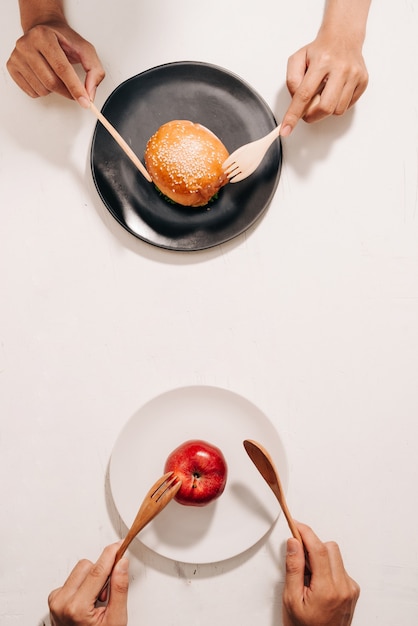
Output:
[99,471,181,600]
[222,124,282,184]
[223,93,321,183]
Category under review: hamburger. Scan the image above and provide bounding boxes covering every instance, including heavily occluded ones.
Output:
[144,120,229,207]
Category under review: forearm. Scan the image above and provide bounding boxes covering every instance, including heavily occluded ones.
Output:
[320,0,372,45]
[18,0,66,32]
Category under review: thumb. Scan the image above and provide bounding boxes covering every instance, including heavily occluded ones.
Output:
[284,537,305,596]
[107,557,129,623]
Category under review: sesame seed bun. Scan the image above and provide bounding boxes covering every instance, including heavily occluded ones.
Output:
[144,120,229,207]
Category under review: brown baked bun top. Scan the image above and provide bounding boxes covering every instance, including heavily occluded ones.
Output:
[144,120,229,208]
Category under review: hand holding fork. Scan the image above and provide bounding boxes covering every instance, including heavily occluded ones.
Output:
[98,471,181,601]
[223,94,321,183]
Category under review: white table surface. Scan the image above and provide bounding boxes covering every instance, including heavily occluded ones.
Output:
[1,1,418,625]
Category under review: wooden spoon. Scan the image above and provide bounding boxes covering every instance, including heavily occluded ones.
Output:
[243,439,302,541]
[243,439,311,578]
[90,101,152,182]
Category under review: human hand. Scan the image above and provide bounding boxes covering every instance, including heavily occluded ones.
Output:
[7,20,105,107]
[48,543,129,626]
[282,523,360,626]
[280,29,368,136]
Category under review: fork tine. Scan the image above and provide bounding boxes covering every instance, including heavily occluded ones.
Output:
[153,472,181,501]
[226,170,242,181]
[151,471,175,495]
[228,169,251,183]
[222,154,237,170]
[224,163,241,178]
[227,153,268,183]
[222,150,246,172]
[222,123,282,183]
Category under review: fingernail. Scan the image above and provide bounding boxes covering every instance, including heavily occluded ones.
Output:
[78,96,91,109]
[280,124,292,137]
[287,538,299,554]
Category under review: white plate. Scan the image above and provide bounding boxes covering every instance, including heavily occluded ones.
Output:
[109,386,288,563]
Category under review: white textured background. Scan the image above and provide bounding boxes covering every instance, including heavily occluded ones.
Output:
[1,1,417,624]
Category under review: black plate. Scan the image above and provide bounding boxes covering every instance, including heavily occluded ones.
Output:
[90,61,282,251]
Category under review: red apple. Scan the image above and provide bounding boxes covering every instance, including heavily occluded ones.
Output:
[164,439,228,507]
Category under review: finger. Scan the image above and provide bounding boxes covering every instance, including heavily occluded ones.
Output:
[326,541,361,618]
[325,541,348,579]
[106,557,129,623]
[48,558,93,615]
[286,46,309,97]
[302,72,347,123]
[334,86,356,116]
[48,559,92,604]
[283,536,306,602]
[333,81,362,117]
[315,70,367,118]
[41,41,90,102]
[325,541,359,596]
[296,523,333,583]
[347,78,369,109]
[64,558,95,590]
[14,53,76,100]
[304,65,368,122]
[11,28,83,100]
[302,92,322,119]
[78,543,120,599]
[84,69,104,103]
[281,72,329,136]
[6,64,40,98]
[7,49,65,98]
[58,34,105,104]
[80,54,105,102]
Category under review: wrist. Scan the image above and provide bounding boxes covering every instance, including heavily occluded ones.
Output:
[320,0,371,46]
[19,0,67,32]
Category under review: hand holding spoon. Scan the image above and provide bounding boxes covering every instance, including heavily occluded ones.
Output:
[243,439,311,577]
[243,439,301,540]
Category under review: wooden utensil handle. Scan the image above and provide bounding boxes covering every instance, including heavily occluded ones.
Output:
[90,101,152,182]
[97,540,131,603]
